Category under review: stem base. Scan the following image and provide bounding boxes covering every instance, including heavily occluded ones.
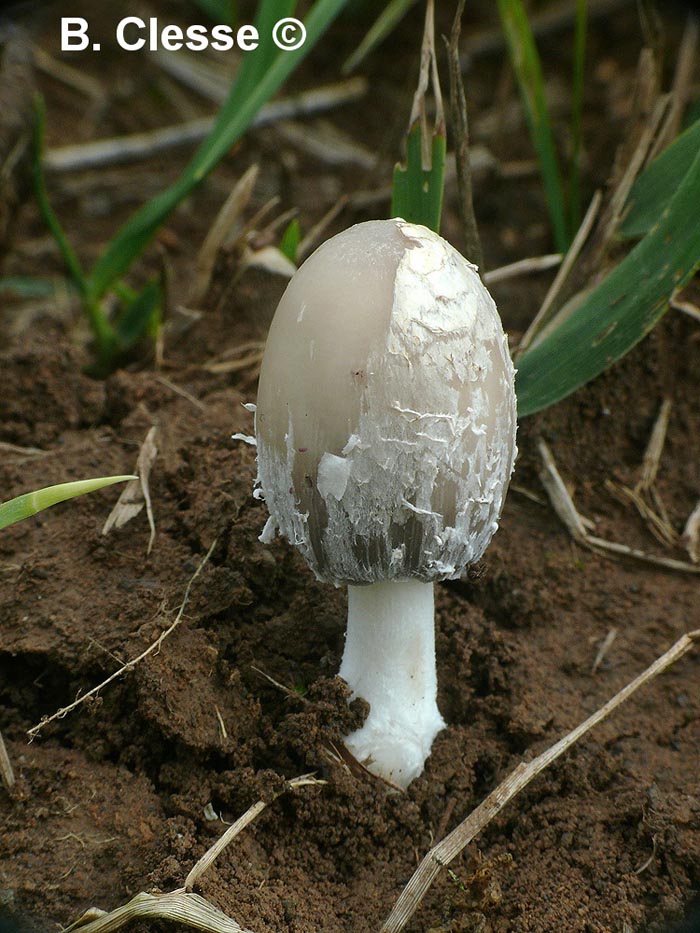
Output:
[340,580,445,788]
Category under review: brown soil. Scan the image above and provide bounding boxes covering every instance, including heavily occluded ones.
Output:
[1,3,699,932]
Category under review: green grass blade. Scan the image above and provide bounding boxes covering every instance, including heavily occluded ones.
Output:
[498,0,569,252]
[342,0,419,74]
[619,117,700,240]
[114,279,161,349]
[0,476,136,531]
[280,217,301,263]
[233,0,297,103]
[86,0,349,301]
[516,146,700,417]
[32,96,87,296]
[33,95,116,353]
[392,122,446,233]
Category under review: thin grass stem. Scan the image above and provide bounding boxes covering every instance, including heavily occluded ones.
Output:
[498,0,569,252]
[569,0,588,231]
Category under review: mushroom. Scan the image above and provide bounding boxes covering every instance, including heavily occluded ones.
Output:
[254,218,517,788]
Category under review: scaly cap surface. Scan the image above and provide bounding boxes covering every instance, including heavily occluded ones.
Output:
[255,218,517,584]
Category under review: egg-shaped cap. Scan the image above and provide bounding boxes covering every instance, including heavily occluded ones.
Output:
[254,218,517,585]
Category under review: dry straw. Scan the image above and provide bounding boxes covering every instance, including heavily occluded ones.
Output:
[381,627,700,932]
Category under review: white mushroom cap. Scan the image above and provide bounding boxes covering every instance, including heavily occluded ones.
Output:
[255,218,517,585]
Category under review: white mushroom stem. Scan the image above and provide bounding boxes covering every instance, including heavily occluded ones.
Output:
[339,580,445,789]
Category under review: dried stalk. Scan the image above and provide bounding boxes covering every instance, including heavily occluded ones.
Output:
[188,165,259,305]
[638,398,672,492]
[596,400,678,550]
[538,439,700,574]
[45,79,368,173]
[607,480,677,548]
[154,375,206,412]
[648,13,699,160]
[0,441,44,458]
[592,629,618,674]
[381,628,700,932]
[584,536,698,572]
[516,190,602,355]
[0,728,15,790]
[27,539,217,740]
[447,0,483,271]
[62,774,325,933]
[184,775,325,892]
[31,45,103,101]
[297,195,349,261]
[276,120,376,169]
[598,93,668,248]
[202,342,265,375]
[409,0,444,159]
[599,400,679,548]
[518,38,676,357]
[102,426,158,553]
[150,47,234,103]
[482,253,561,286]
[62,891,253,933]
[671,295,700,325]
[537,438,587,540]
